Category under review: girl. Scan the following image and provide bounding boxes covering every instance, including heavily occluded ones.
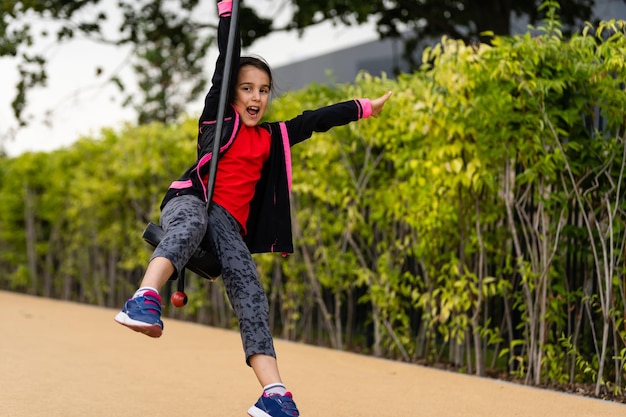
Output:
[115,1,392,416]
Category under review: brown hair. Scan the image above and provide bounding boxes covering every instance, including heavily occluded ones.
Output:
[230,56,273,102]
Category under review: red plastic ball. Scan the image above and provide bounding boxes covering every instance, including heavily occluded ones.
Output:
[171,291,188,308]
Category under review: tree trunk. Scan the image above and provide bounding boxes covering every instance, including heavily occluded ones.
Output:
[24,185,38,295]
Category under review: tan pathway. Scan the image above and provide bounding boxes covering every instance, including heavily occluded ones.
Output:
[1,290,624,417]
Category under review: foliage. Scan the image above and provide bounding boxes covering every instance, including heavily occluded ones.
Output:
[0,0,271,128]
[289,0,596,68]
[1,4,626,399]
[1,0,599,134]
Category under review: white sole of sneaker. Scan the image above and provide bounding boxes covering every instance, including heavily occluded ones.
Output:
[247,407,271,417]
[114,312,163,338]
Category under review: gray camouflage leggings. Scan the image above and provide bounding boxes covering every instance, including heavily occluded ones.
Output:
[151,194,275,364]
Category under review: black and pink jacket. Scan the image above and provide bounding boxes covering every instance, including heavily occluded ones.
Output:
[161,1,373,254]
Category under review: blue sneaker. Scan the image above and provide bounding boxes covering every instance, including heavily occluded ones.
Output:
[247,392,299,417]
[114,290,164,338]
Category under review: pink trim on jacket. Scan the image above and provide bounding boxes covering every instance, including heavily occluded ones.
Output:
[184,107,240,200]
[170,179,192,189]
[356,98,372,119]
[200,117,233,128]
[218,0,232,17]
[279,122,292,195]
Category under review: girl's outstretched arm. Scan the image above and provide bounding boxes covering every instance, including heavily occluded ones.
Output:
[370,90,393,118]
[283,91,393,146]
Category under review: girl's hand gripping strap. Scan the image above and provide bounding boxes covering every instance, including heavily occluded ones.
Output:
[206,0,239,211]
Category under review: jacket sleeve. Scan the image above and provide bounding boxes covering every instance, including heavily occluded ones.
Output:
[283,99,373,146]
[198,0,241,124]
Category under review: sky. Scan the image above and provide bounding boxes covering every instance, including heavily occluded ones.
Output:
[0,1,379,157]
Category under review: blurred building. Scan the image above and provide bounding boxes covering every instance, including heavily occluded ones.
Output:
[274,0,626,92]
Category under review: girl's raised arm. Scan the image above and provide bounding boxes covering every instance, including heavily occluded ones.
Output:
[199,0,241,123]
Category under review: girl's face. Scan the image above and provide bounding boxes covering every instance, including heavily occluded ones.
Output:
[233,65,271,127]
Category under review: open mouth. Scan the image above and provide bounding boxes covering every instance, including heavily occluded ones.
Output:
[247,106,259,117]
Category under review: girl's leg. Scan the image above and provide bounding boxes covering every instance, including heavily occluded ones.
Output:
[249,354,282,386]
[205,204,299,416]
[205,203,278,377]
[151,194,209,280]
[115,195,208,337]
[139,256,174,291]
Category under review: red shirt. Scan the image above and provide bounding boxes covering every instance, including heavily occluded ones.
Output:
[211,125,271,234]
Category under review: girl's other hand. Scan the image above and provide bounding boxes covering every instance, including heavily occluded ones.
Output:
[370,91,392,118]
